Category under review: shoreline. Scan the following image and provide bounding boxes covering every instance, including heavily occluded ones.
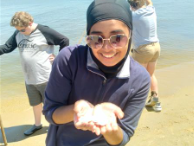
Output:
[1,61,194,146]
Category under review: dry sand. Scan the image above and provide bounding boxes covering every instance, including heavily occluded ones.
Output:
[0,61,194,146]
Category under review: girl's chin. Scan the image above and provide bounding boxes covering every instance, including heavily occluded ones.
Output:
[101,61,117,67]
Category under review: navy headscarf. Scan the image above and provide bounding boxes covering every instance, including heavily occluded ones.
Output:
[86,0,133,78]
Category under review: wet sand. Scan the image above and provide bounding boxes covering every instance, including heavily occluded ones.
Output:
[0,61,194,146]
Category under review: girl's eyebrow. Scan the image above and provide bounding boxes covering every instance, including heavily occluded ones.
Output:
[90,31,101,34]
[111,30,125,33]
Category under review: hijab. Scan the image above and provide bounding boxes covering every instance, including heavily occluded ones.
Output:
[86,0,133,78]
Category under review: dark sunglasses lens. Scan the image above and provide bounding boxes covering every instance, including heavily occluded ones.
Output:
[86,36,103,49]
[110,35,128,47]
[20,29,25,32]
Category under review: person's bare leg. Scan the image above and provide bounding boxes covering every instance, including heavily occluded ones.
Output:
[150,74,158,94]
[139,62,161,111]
[33,103,43,126]
[24,103,43,135]
[146,62,158,95]
[145,61,161,111]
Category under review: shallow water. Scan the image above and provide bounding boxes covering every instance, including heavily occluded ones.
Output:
[0,0,194,99]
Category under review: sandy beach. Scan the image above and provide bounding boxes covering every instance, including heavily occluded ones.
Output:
[0,61,194,146]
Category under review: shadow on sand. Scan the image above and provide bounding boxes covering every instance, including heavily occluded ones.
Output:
[145,106,161,113]
[0,125,48,144]
[145,106,155,112]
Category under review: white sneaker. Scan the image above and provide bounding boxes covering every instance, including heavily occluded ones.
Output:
[153,102,162,112]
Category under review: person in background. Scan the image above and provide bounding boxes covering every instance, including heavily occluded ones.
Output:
[43,0,150,146]
[128,0,162,112]
[0,11,69,136]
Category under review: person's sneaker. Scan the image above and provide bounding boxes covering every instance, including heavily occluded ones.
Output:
[145,96,159,107]
[24,124,42,136]
[153,102,162,112]
[145,91,159,107]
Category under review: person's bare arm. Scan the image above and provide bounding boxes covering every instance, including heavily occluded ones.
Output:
[52,105,74,124]
[102,126,124,145]
[145,0,153,6]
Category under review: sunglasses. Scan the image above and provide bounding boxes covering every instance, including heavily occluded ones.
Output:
[19,28,26,32]
[86,34,129,49]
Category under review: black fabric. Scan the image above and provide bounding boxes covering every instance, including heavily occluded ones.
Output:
[86,0,132,78]
[0,30,19,55]
[86,0,132,35]
[89,39,132,79]
[37,24,69,51]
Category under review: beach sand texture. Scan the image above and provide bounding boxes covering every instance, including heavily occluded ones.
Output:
[0,61,194,146]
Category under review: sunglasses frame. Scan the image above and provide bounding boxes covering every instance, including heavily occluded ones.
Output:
[86,34,129,49]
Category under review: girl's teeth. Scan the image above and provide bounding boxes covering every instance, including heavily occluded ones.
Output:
[102,53,116,58]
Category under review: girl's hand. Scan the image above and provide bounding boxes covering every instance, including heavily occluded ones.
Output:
[92,103,124,135]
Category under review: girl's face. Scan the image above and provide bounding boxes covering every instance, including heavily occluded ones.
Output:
[88,20,131,67]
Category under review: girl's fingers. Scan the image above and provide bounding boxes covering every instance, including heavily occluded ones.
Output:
[105,123,112,132]
[111,122,118,131]
[95,126,101,136]
[100,126,107,134]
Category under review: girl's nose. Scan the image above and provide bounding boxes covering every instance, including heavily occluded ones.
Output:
[102,39,112,50]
